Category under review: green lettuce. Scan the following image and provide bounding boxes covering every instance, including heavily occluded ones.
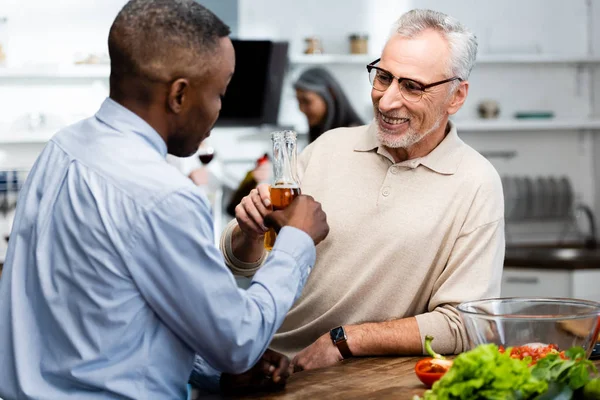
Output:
[416,344,599,400]
[420,344,547,400]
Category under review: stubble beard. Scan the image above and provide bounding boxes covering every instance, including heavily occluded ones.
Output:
[374,108,445,149]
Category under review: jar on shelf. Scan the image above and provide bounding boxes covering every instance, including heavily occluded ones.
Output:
[304,36,323,54]
[349,34,368,55]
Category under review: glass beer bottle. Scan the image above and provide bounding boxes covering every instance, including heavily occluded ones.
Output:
[264,130,301,251]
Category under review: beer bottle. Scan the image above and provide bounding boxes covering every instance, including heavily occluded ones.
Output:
[264,130,301,251]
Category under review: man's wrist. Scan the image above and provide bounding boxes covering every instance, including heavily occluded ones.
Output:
[220,221,266,277]
[233,225,265,245]
[230,225,266,263]
[330,326,353,359]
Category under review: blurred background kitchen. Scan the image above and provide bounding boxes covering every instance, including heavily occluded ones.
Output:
[1,0,600,299]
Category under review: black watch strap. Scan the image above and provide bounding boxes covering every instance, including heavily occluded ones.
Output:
[330,326,353,359]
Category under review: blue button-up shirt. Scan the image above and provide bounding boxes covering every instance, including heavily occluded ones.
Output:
[0,98,316,399]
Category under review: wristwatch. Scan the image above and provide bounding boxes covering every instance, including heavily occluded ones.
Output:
[330,326,353,359]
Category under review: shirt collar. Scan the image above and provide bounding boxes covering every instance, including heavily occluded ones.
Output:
[95,97,168,157]
[354,120,465,175]
[353,122,380,152]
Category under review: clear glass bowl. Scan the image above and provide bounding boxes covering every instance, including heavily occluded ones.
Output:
[457,297,600,357]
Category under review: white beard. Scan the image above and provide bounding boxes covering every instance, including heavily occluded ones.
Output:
[375,111,444,149]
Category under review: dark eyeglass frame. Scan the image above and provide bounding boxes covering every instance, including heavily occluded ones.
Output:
[366,58,463,96]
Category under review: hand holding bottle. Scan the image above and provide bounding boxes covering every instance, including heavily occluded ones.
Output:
[264,195,329,246]
[235,184,272,239]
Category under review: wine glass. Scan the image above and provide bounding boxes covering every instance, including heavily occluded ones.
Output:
[197,146,216,165]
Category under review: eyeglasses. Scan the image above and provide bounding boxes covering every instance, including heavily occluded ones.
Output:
[366,58,463,103]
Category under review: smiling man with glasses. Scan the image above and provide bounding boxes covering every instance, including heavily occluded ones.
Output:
[205,9,505,381]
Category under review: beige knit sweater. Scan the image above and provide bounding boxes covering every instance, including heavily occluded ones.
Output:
[221,122,505,357]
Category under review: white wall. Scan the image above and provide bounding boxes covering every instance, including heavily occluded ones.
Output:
[0,0,124,67]
[0,0,122,168]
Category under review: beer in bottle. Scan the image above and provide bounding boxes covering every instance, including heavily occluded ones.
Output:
[264,130,301,251]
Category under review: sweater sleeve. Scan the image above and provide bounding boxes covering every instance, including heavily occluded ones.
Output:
[220,219,267,277]
[415,167,505,355]
[414,218,505,355]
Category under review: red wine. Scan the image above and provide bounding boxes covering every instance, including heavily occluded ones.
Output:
[198,153,214,165]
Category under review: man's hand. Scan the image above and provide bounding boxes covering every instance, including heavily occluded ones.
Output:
[291,333,343,372]
[236,183,329,246]
[220,349,290,395]
[235,183,272,240]
[265,195,329,246]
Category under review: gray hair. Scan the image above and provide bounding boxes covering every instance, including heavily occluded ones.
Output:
[390,9,478,81]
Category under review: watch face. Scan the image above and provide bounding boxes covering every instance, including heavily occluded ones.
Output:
[331,326,346,342]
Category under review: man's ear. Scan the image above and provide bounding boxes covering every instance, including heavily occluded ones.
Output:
[167,78,190,114]
[447,81,469,116]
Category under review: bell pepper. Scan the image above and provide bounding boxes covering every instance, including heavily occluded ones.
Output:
[414,335,453,388]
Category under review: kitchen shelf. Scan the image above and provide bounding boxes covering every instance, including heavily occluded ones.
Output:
[0,65,110,80]
[476,54,600,64]
[2,54,599,80]
[290,54,375,65]
[455,118,600,132]
[289,54,600,66]
[2,120,600,144]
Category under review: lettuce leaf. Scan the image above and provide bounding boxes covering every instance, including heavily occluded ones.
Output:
[418,344,598,400]
[421,344,547,400]
[531,348,597,391]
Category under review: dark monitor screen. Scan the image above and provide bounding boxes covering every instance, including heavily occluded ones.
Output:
[216,39,288,126]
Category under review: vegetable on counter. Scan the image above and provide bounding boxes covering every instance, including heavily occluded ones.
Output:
[414,335,453,388]
[414,344,600,400]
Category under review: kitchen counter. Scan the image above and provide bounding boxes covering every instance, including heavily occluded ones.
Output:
[202,356,600,399]
[208,356,428,399]
[505,245,600,269]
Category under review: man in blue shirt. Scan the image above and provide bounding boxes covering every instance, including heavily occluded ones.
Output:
[0,1,329,399]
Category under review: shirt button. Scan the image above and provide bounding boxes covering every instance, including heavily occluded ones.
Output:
[382,187,391,197]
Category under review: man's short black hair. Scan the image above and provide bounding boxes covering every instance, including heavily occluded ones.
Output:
[108,0,230,87]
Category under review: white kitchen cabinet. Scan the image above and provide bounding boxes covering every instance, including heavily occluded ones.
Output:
[501,267,600,302]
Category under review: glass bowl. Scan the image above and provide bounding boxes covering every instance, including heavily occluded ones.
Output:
[457,297,600,357]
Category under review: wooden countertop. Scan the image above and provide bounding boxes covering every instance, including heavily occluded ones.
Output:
[207,356,600,399]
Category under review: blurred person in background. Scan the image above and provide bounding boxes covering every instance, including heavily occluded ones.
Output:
[0,0,329,399]
[294,67,364,143]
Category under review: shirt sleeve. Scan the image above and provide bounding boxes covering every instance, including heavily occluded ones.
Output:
[188,354,221,394]
[414,175,506,355]
[415,219,505,354]
[124,188,316,374]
